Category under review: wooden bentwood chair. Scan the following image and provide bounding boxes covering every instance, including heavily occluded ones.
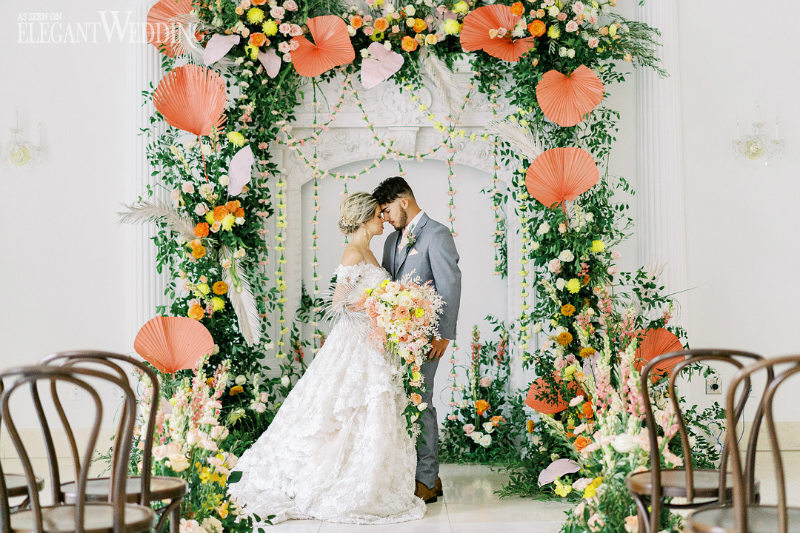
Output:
[688,354,800,533]
[0,365,155,532]
[39,351,187,533]
[626,349,764,533]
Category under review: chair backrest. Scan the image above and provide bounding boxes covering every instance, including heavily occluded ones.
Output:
[726,354,800,533]
[39,351,160,506]
[639,349,764,531]
[0,365,136,533]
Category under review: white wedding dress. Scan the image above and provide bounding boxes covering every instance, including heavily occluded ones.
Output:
[227,262,426,525]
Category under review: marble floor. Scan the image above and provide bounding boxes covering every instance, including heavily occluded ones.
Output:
[3,452,798,532]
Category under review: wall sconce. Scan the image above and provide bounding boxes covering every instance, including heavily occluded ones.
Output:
[4,110,45,167]
[732,107,783,164]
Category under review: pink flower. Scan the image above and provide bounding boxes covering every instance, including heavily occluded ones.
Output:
[283,0,298,11]
[548,258,562,274]
[588,37,599,48]
[279,22,291,35]
[289,39,300,51]
[607,265,618,276]
[448,414,458,421]
[611,250,621,260]
[566,20,578,32]
[278,41,291,53]
[289,23,303,36]
[557,12,567,21]
[572,1,584,14]
[463,423,475,435]
[271,6,286,19]
[391,25,400,33]
[363,26,374,35]
[479,376,492,387]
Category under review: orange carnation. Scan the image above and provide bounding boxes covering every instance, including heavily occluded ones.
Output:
[191,245,207,259]
[574,435,590,451]
[413,18,427,33]
[401,35,418,52]
[510,2,525,16]
[225,200,241,212]
[194,222,210,238]
[579,346,596,358]
[229,385,244,396]
[251,0,267,4]
[561,303,576,317]
[490,415,505,426]
[475,399,490,416]
[213,205,229,221]
[582,401,594,419]
[188,304,205,320]
[556,331,573,346]
[374,17,389,32]
[528,19,546,37]
[350,15,363,29]
[249,32,267,47]
[213,281,228,295]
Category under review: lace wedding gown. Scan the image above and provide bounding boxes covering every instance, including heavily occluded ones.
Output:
[227,262,426,525]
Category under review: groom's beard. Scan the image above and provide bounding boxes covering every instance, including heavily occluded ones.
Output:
[395,210,408,231]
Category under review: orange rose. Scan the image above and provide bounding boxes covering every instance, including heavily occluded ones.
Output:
[252,0,267,4]
[350,15,363,29]
[490,415,505,426]
[413,18,427,33]
[510,2,524,16]
[528,19,546,37]
[213,281,228,295]
[234,207,245,218]
[374,17,389,32]
[574,435,590,451]
[188,304,205,320]
[191,245,207,259]
[225,200,241,212]
[401,35,418,52]
[410,393,422,405]
[249,32,267,47]
[582,401,594,419]
[213,205,229,221]
[475,399,490,416]
[194,222,210,238]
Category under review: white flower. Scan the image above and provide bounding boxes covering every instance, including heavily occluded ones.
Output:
[252,402,267,413]
[550,453,559,461]
[418,402,428,411]
[536,222,550,235]
[567,48,575,58]
[555,278,566,290]
[482,422,495,433]
[218,174,229,187]
[259,392,270,403]
[569,395,584,407]
[200,143,213,156]
[209,425,229,441]
[179,519,203,533]
[533,323,543,334]
[530,241,540,251]
[470,431,484,441]
[167,454,190,473]
[558,250,574,262]
[532,435,542,446]
[347,25,356,36]
[235,375,247,385]
[180,136,198,150]
[202,517,224,533]
[281,376,291,387]
[572,477,593,491]
[233,248,247,259]
[181,182,195,194]
[478,434,492,447]
[405,5,416,16]
[548,5,560,16]
[194,203,208,216]
[458,400,469,409]
[612,433,637,454]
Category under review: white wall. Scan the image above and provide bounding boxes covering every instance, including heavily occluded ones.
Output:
[677,0,800,424]
[0,1,139,436]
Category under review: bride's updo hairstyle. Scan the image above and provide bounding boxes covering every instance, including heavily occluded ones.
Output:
[338,192,378,235]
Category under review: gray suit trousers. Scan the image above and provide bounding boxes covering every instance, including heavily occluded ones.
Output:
[416,355,439,488]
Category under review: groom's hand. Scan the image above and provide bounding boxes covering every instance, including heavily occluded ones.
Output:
[429,337,450,359]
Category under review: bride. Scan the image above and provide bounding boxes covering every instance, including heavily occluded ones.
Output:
[227,192,426,525]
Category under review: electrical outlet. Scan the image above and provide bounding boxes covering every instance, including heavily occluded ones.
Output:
[705,375,721,395]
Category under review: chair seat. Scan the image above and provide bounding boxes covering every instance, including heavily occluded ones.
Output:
[626,469,743,500]
[61,476,187,503]
[10,502,155,533]
[4,473,45,498]
[688,504,800,533]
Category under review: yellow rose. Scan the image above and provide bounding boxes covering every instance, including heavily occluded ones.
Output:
[425,33,437,45]
[609,24,617,37]
[452,1,469,14]
[211,297,225,312]
[227,131,246,147]
[262,19,278,36]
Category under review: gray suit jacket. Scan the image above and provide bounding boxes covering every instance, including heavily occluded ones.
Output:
[382,213,461,341]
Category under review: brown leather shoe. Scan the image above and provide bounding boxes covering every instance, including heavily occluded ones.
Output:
[434,477,443,497]
[415,480,438,503]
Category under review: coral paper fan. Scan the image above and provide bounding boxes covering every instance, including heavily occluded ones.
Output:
[291,16,355,77]
[460,5,535,62]
[634,328,684,381]
[134,316,214,374]
[525,147,599,208]
[536,65,605,127]
[525,374,580,415]
[147,0,194,57]
[153,64,227,137]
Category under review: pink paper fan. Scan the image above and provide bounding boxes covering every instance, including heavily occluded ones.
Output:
[460,5,535,62]
[258,48,282,78]
[134,316,214,375]
[147,0,194,57]
[525,373,581,414]
[536,65,605,127]
[204,34,240,65]
[538,459,581,486]
[360,42,404,89]
[291,16,355,77]
[228,145,254,196]
[153,64,227,137]
[635,328,684,382]
[525,147,599,209]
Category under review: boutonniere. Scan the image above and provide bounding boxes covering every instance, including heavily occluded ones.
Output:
[405,231,417,249]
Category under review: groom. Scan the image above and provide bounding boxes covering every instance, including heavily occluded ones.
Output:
[373,177,461,504]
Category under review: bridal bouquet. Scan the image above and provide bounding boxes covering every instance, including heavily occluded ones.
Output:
[359,277,444,439]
